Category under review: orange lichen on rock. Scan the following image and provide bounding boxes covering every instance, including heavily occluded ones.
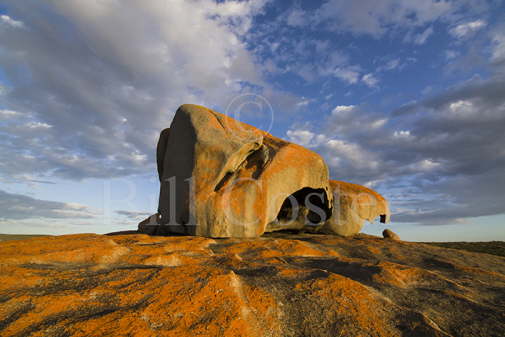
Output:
[1,233,504,336]
[221,238,333,260]
[371,261,431,288]
[155,104,333,238]
[142,104,392,238]
[323,180,390,236]
[293,273,399,336]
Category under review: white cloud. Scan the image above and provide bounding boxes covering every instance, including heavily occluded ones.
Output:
[445,50,459,60]
[316,0,454,37]
[390,78,505,224]
[312,50,353,80]
[0,14,24,28]
[327,104,388,137]
[491,31,505,64]
[26,122,52,129]
[0,189,98,220]
[413,26,434,45]
[323,139,379,170]
[0,0,274,180]
[362,73,379,87]
[447,100,476,119]
[378,59,400,72]
[116,210,152,219]
[386,59,400,70]
[393,130,411,138]
[0,109,19,118]
[417,159,440,171]
[331,68,379,87]
[332,105,355,114]
[286,129,315,147]
[286,9,305,27]
[286,76,505,225]
[449,100,473,111]
[333,66,360,84]
[296,98,312,107]
[449,20,486,39]
[370,119,387,129]
[129,151,147,163]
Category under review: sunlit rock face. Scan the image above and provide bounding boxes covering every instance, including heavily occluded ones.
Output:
[154,104,333,238]
[323,180,391,237]
[144,104,388,238]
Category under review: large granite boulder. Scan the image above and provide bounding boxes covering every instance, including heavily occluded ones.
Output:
[155,104,333,238]
[141,104,389,238]
[322,180,390,236]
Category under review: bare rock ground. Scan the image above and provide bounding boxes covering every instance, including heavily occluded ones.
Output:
[0,233,504,336]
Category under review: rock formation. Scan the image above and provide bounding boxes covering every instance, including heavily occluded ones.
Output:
[1,233,504,336]
[383,228,400,240]
[142,104,389,238]
[324,180,390,236]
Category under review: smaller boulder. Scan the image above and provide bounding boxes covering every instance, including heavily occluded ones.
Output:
[138,214,161,235]
[383,229,400,240]
[323,180,390,237]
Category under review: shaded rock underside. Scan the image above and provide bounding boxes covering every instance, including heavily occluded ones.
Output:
[1,233,504,337]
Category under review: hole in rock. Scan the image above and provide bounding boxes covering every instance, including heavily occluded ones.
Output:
[276,187,332,225]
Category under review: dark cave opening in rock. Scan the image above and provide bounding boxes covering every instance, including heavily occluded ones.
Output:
[276,187,332,225]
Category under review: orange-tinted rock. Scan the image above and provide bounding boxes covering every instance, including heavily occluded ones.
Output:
[1,233,504,337]
[148,104,393,238]
[323,180,390,236]
[383,228,400,240]
[155,104,333,238]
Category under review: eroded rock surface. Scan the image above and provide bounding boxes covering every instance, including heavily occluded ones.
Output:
[149,104,390,238]
[156,104,333,238]
[1,234,504,337]
[323,180,390,236]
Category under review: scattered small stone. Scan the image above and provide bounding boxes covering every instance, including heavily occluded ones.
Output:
[383,229,400,240]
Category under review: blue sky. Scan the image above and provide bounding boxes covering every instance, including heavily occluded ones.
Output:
[0,0,504,241]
